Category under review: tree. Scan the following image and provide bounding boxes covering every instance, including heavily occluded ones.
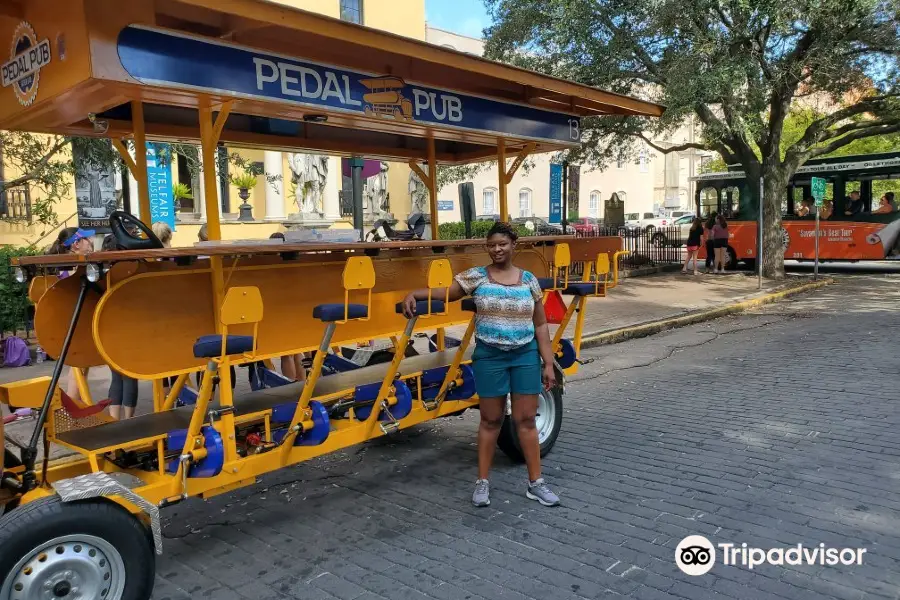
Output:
[483,0,900,277]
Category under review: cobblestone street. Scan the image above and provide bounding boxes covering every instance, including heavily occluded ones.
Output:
[145,273,900,600]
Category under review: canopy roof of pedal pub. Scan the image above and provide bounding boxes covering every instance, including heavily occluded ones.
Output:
[0,0,664,164]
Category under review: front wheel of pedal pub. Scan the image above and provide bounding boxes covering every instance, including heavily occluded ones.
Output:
[0,1,663,596]
[0,496,155,600]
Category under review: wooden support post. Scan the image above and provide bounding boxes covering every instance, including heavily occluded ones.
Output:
[427,137,438,240]
[497,138,508,222]
[132,101,151,226]
[198,98,233,328]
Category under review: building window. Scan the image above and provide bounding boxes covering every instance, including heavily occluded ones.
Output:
[589,190,600,217]
[639,149,649,173]
[483,188,496,215]
[518,188,532,217]
[340,0,363,24]
[617,157,625,170]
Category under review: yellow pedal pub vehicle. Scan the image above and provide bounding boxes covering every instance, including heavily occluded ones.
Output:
[0,1,663,597]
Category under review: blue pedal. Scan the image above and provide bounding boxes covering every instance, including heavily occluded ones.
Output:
[249,363,295,391]
[418,364,477,401]
[557,339,577,369]
[324,352,361,372]
[165,426,224,478]
[175,385,199,407]
[271,400,331,446]
[354,380,413,422]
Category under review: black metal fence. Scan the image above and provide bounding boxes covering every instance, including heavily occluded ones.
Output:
[0,185,32,223]
[573,225,684,270]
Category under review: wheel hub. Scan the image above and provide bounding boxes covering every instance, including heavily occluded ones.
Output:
[2,535,125,600]
[535,389,556,444]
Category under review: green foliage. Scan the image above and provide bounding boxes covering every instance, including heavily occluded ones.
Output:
[483,0,900,277]
[438,220,530,240]
[0,246,39,336]
[172,182,193,201]
[229,172,258,190]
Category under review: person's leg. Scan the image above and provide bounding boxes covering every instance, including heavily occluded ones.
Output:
[510,357,560,506]
[122,375,139,419]
[705,241,714,272]
[682,250,690,273]
[510,392,541,481]
[108,370,123,420]
[281,355,297,380]
[473,396,505,507]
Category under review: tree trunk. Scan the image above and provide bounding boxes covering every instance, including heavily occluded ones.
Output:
[760,166,787,279]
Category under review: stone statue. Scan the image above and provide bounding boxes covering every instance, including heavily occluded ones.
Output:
[287,153,328,217]
[365,161,390,219]
[408,165,430,214]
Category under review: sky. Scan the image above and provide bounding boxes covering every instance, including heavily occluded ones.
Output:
[425,0,490,39]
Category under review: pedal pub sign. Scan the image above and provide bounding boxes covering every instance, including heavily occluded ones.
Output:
[2,21,52,107]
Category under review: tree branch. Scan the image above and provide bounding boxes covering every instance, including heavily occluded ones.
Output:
[809,123,900,159]
[634,132,710,154]
[0,137,70,191]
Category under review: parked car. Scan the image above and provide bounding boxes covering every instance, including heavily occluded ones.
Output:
[567,217,602,233]
[513,216,564,235]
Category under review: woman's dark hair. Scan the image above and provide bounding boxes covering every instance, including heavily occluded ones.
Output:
[716,214,728,228]
[691,217,702,230]
[704,212,717,229]
[269,232,285,240]
[101,234,119,251]
[47,226,78,255]
[486,221,518,242]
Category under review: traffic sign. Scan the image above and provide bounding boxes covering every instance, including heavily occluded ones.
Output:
[811,177,826,206]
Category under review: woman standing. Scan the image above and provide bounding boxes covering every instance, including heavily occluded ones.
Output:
[712,214,729,273]
[682,217,704,276]
[703,214,716,273]
[401,222,560,508]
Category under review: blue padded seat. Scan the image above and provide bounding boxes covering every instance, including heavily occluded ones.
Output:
[563,283,603,297]
[537,277,556,290]
[313,303,369,322]
[394,299,446,315]
[461,298,477,312]
[193,335,255,359]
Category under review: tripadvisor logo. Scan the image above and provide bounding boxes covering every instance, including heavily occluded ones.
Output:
[675,535,866,576]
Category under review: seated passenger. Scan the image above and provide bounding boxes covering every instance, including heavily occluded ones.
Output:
[873,192,896,214]
[844,191,864,216]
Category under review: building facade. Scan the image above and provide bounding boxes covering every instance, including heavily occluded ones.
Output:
[427,26,712,225]
[0,1,708,251]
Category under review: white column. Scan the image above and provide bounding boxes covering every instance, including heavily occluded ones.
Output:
[127,162,140,220]
[263,151,285,221]
[197,148,207,220]
[323,155,341,221]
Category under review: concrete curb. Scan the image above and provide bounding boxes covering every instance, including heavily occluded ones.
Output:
[618,264,683,279]
[580,277,834,348]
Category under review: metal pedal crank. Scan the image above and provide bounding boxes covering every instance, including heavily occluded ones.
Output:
[378,400,401,435]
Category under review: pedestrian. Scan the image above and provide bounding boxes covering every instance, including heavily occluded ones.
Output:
[152,221,173,247]
[401,221,560,508]
[99,234,140,419]
[704,213,716,273]
[682,217,703,276]
[55,227,96,403]
[198,223,208,242]
[712,214,729,273]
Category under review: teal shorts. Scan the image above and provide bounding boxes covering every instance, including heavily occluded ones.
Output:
[471,338,542,398]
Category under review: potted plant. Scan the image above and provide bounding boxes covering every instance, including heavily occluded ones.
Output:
[171,183,192,219]
[230,173,258,221]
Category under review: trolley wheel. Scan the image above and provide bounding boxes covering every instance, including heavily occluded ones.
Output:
[725,246,738,270]
[0,496,155,600]
[497,384,563,463]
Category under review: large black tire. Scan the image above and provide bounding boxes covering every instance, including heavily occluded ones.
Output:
[0,495,155,600]
[497,384,563,463]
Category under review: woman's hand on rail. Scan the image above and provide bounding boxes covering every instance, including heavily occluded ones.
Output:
[401,292,420,318]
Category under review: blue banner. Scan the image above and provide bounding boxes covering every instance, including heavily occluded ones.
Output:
[117,26,581,146]
[146,142,175,231]
[549,163,562,224]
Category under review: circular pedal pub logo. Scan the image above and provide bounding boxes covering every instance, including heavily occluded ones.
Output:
[2,21,52,107]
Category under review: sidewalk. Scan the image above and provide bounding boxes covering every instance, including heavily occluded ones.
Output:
[1,270,817,461]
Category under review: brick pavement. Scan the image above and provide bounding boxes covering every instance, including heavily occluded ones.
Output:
[144,273,900,599]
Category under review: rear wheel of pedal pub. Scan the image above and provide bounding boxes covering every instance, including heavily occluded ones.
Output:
[497,382,564,462]
[0,496,156,600]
